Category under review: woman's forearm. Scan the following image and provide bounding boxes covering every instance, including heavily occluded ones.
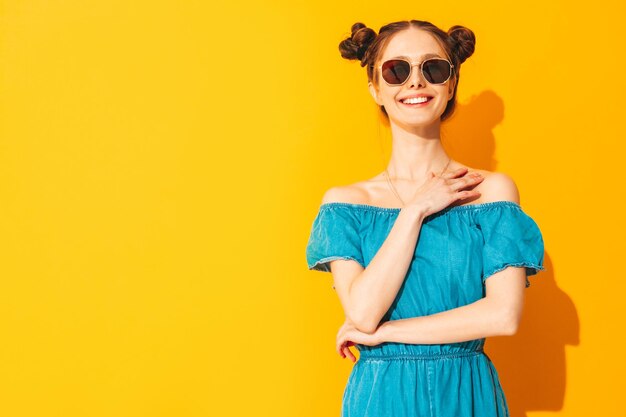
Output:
[376,297,513,345]
[348,205,426,334]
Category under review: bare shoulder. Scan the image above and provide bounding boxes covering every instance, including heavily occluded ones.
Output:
[473,169,521,204]
[321,182,370,205]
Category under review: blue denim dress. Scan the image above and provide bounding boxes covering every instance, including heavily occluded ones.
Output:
[305,201,545,417]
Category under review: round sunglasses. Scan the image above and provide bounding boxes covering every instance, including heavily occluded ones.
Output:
[376,57,455,86]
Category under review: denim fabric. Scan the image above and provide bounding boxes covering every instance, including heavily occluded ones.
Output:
[305,200,546,417]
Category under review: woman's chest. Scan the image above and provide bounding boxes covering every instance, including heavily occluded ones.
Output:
[359,216,483,266]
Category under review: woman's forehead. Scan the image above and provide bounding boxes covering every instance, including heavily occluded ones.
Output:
[381,30,445,61]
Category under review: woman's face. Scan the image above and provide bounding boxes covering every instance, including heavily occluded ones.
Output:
[368,28,456,128]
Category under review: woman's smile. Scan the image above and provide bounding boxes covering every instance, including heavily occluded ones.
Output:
[398,94,433,108]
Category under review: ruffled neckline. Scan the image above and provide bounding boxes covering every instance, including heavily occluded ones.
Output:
[319,200,522,218]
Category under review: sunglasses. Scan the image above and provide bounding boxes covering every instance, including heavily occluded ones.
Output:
[377,57,455,86]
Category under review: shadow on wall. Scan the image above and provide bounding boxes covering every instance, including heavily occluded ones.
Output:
[441,89,506,170]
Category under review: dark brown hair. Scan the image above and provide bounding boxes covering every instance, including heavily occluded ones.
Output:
[338,20,476,122]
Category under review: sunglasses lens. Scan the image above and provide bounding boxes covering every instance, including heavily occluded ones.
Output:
[381,59,452,85]
[423,59,452,84]
[381,60,411,85]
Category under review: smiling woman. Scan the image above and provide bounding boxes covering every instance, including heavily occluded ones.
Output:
[306,19,546,417]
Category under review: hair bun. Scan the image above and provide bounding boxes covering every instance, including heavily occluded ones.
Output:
[339,22,377,66]
[447,25,476,65]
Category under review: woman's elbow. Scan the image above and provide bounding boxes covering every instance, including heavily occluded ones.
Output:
[351,309,383,335]
[354,320,379,335]
[500,309,522,335]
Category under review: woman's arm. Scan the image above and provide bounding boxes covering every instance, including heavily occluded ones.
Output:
[327,168,483,335]
[375,265,528,344]
[328,197,426,335]
[373,172,528,345]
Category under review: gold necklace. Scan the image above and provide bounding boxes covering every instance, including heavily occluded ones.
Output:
[384,157,452,208]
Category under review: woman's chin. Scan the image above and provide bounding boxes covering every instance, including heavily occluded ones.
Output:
[390,114,442,129]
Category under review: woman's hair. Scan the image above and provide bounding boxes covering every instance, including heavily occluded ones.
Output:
[338,20,476,122]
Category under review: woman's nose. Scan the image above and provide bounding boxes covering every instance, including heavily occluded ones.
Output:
[408,64,426,87]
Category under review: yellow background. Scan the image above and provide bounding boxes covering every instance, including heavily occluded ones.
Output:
[1,1,624,416]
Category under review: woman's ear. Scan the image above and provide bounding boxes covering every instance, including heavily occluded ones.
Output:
[368,82,382,105]
[447,78,457,101]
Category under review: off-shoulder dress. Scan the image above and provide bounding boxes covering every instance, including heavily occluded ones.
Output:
[305,200,545,417]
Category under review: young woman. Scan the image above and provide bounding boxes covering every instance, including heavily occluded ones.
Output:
[305,20,545,417]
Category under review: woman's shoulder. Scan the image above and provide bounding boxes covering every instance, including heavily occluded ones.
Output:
[320,181,372,205]
[472,169,521,205]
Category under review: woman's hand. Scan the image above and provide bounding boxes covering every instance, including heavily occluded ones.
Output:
[336,318,383,362]
[406,167,484,218]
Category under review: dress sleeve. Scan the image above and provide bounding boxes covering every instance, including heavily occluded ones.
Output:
[305,205,365,272]
[479,203,546,288]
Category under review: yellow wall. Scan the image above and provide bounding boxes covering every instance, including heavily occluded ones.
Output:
[1,1,623,416]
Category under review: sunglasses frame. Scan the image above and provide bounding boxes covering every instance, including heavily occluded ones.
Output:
[375,57,455,86]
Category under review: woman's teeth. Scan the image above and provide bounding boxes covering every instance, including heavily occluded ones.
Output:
[402,97,430,104]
